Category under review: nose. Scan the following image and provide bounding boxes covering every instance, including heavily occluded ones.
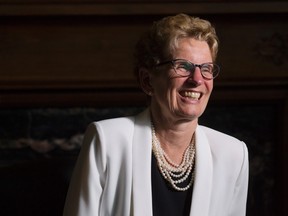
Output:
[187,66,203,85]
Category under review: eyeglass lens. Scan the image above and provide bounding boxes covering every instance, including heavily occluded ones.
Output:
[173,60,217,79]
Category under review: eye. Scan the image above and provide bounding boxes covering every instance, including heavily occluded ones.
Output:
[175,61,194,72]
[201,64,213,74]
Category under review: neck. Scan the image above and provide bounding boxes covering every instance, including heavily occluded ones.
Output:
[150,110,197,164]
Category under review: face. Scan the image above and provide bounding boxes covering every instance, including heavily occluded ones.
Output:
[149,38,214,123]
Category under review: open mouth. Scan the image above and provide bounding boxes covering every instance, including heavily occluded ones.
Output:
[183,91,201,100]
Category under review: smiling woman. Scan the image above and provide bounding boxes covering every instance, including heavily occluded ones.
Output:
[63,13,249,216]
[146,38,215,126]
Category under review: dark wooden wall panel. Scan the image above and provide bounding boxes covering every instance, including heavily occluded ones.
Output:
[1,14,288,90]
[216,14,288,80]
[0,16,148,90]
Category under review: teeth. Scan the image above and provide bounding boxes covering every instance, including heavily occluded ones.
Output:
[184,91,200,99]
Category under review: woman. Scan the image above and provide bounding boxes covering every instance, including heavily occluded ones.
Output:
[63,14,249,216]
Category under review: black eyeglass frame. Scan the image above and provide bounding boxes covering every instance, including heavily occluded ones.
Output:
[155,58,220,80]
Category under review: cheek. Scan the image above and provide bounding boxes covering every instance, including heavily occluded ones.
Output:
[161,80,179,105]
[205,80,214,94]
[168,80,181,98]
[153,78,171,99]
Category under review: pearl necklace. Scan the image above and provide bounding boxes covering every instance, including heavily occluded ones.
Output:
[151,122,196,191]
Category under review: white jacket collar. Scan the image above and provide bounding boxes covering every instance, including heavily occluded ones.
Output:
[190,126,213,216]
[132,109,153,216]
[132,109,213,216]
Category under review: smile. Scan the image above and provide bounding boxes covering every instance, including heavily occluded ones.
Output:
[184,91,201,100]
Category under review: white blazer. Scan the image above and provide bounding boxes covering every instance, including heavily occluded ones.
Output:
[63,109,249,216]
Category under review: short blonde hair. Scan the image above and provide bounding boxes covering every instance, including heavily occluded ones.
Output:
[134,13,219,77]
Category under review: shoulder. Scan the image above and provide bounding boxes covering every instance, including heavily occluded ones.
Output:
[95,115,135,130]
[84,108,149,143]
[197,125,248,161]
[198,125,243,144]
[87,115,136,142]
[79,116,136,162]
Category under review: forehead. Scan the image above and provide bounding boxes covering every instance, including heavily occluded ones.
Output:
[171,38,212,62]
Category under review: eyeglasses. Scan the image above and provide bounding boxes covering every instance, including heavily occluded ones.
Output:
[156,59,220,80]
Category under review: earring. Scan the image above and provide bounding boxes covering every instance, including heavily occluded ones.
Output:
[146,91,152,96]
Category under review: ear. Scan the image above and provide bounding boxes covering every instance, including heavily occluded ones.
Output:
[138,68,153,96]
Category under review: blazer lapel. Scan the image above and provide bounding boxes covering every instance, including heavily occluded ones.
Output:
[190,126,213,216]
[131,112,213,216]
[132,109,153,216]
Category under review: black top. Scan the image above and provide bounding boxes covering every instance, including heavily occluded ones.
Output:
[151,153,193,216]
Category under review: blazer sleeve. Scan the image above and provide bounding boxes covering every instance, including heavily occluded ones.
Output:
[63,122,106,216]
[228,142,249,216]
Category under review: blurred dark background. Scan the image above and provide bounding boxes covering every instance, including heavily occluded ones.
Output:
[0,0,287,215]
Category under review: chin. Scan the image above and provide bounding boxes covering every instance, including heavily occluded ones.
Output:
[177,110,201,121]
